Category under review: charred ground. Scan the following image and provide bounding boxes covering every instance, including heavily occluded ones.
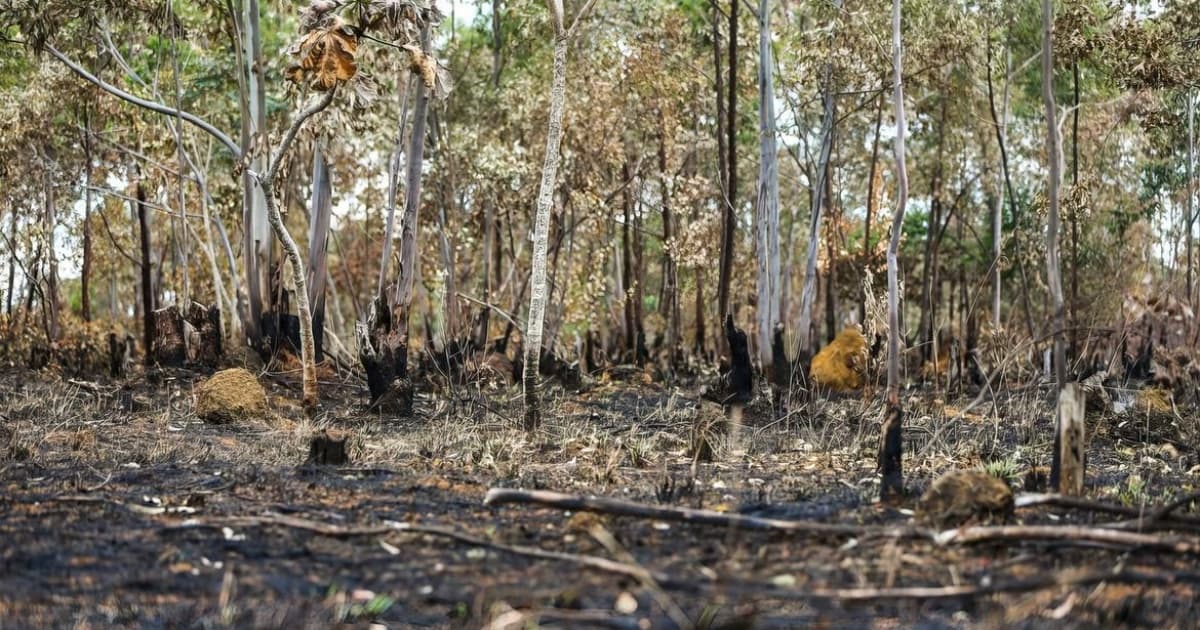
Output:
[1,365,1198,629]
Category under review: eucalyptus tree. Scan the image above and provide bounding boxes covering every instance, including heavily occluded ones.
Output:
[523,0,597,431]
[754,0,781,379]
[880,0,908,500]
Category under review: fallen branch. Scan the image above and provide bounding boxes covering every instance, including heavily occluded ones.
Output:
[484,488,917,538]
[1017,492,1200,529]
[936,524,1200,554]
[726,566,1200,603]
[165,514,1200,606]
[169,514,672,584]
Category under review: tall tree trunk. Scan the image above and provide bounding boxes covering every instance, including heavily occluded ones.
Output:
[42,161,60,343]
[919,93,948,367]
[137,181,154,366]
[659,130,681,368]
[1069,60,1080,354]
[258,89,336,411]
[306,141,333,362]
[860,93,884,327]
[715,0,738,346]
[622,160,635,360]
[881,0,908,500]
[81,110,93,323]
[1042,0,1072,492]
[523,0,572,431]
[796,62,835,367]
[238,0,268,346]
[986,26,1035,339]
[1185,89,1195,306]
[169,3,190,307]
[5,210,14,315]
[986,32,1010,330]
[755,0,781,377]
[823,158,836,344]
[491,0,504,87]
[380,74,413,297]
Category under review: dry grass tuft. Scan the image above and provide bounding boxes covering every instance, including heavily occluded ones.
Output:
[810,327,867,392]
[194,368,268,424]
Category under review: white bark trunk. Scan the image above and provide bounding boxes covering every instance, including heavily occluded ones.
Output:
[755,0,781,373]
[523,3,569,430]
[886,0,909,405]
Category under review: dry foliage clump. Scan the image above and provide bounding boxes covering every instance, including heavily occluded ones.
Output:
[916,470,1014,529]
[810,326,867,391]
[195,368,268,424]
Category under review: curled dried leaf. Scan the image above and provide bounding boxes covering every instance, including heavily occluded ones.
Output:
[287,17,359,91]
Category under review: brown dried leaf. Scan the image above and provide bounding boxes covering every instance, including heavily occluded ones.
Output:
[288,19,359,91]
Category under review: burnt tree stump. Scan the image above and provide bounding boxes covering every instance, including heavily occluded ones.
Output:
[357,294,414,415]
[107,332,134,378]
[308,429,350,465]
[151,302,222,367]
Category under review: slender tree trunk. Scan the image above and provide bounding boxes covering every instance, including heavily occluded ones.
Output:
[823,158,837,345]
[986,26,1035,338]
[796,62,835,366]
[755,0,781,377]
[860,93,884,327]
[659,130,680,368]
[715,0,738,345]
[137,181,154,366]
[42,161,60,343]
[81,110,93,322]
[523,0,573,430]
[622,161,635,360]
[1042,0,1071,490]
[169,4,190,307]
[5,210,14,315]
[1188,90,1195,306]
[307,141,333,361]
[881,0,908,500]
[491,0,504,87]
[1070,60,1080,354]
[919,93,947,367]
[240,0,268,345]
[380,74,413,297]
[258,89,336,411]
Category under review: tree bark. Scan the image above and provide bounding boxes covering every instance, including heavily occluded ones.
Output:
[860,93,884,327]
[1189,90,1196,307]
[659,130,681,369]
[881,0,908,500]
[796,62,835,366]
[257,89,336,411]
[523,1,570,430]
[306,141,333,361]
[137,181,155,366]
[81,110,93,323]
[918,93,948,367]
[715,0,738,348]
[1042,0,1071,491]
[42,159,60,343]
[755,0,781,378]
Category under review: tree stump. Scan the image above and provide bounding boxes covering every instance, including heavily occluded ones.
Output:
[357,294,413,415]
[308,429,350,466]
[151,303,222,367]
[107,332,133,378]
[1052,383,1086,495]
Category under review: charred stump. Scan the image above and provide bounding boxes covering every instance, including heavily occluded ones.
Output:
[307,429,350,466]
[702,315,754,439]
[107,332,133,378]
[879,404,904,501]
[357,294,413,415]
[151,303,222,368]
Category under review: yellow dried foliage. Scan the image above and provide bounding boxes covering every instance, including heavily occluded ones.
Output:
[402,43,438,90]
[286,19,358,91]
[810,326,867,391]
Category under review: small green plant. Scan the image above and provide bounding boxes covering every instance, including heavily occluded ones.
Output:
[981,458,1021,485]
[1118,474,1147,507]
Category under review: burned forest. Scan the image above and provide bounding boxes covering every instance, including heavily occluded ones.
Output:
[4,0,1200,627]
